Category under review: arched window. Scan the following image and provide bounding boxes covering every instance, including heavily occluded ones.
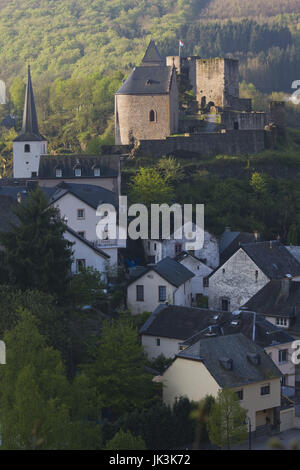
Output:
[94,167,101,177]
[24,144,30,153]
[149,110,156,122]
[56,168,62,178]
[74,168,81,177]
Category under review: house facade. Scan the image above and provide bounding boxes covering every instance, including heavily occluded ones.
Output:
[127,257,194,315]
[162,333,294,433]
[207,241,300,313]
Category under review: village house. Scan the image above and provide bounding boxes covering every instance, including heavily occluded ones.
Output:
[206,240,300,313]
[219,227,262,264]
[174,251,213,303]
[162,333,295,434]
[140,304,296,388]
[144,226,219,269]
[127,257,194,315]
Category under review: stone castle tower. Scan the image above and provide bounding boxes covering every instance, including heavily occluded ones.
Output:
[13,65,47,178]
[115,40,179,145]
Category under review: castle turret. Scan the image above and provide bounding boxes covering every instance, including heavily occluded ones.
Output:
[13,65,47,178]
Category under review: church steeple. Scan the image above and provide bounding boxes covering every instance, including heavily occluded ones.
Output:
[13,65,47,179]
[21,65,44,140]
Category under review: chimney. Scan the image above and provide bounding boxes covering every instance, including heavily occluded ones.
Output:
[254,230,259,241]
[225,227,231,232]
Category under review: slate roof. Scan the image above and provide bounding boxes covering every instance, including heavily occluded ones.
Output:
[38,154,119,179]
[0,195,19,233]
[49,182,117,210]
[286,246,300,263]
[14,66,45,142]
[140,305,294,349]
[244,280,300,319]
[241,241,300,279]
[177,333,282,388]
[128,256,194,287]
[141,39,164,65]
[116,66,174,95]
[220,230,261,264]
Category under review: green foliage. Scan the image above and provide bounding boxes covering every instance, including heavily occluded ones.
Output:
[129,167,175,207]
[190,395,215,449]
[105,429,146,450]
[0,309,101,449]
[207,388,248,449]
[84,316,158,417]
[0,186,73,301]
[102,397,197,450]
[70,266,107,308]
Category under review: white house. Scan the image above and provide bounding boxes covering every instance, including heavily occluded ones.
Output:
[49,182,126,267]
[206,241,300,313]
[127,257,194,315]
[144,226,219,269]
[162,333,294,433]
[64,227,110,280]
[175,251,212,303]
[140,305,296,388]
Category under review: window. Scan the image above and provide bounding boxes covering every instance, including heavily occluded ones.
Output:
[56,168,62,178]
[156,338,161,347]
[255,270,259,281]
[149,110,156,122]
[236,390,243,401]
[77,231,85,238]
[158,286,167,302]
[76,259,86,272]
[279,349,288,364]
[94,167,101,177]
[24,144,30,153]
[221,298,230,312]
[175,243,182,256]
[75,168,82,177]
[276,317,288,327]
[77,209,85,220]
[203,277,209,288]
[136,285,144,301]
[222,268,225,274]
[31,171,37,177]
[261,384,270,396]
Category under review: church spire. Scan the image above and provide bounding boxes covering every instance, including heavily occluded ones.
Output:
[21,65,41,137]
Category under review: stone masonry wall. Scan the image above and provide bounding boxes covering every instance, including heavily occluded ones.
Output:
[115,93,171,145]
[137,129,265,157]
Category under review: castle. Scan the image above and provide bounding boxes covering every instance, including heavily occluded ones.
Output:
[115,40,286,158]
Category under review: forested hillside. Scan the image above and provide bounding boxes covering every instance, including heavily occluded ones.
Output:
[1,0,300,164]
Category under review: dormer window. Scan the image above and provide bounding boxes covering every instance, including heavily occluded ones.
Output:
[56,168,62,178]
[94,167,101,177]
[24,144,30,153]
[75,168,81,177]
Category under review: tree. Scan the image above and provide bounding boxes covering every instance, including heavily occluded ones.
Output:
[0,309,102,449]
[207,388,248,449]
[0,186,73,302]
[105,429,146,450]
[190,395,215,449]
[129,167,175,207]
[85,315,158,417]
[70,266,107,307]
[157,156,184,183]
